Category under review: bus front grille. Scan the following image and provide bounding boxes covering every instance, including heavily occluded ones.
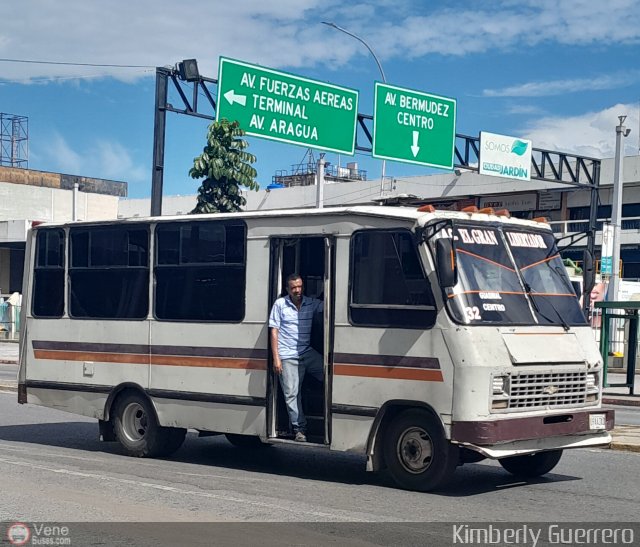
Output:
[507,371,588,409]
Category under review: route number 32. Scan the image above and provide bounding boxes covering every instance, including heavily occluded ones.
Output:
[465,306,481,321]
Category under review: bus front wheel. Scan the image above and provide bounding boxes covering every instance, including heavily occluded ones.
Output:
[112,392,186,458]
[499,449,563,478]
[382,409,458,492]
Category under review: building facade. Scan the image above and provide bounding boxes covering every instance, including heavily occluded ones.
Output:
[120,154,640,277]
[0,166,126,294]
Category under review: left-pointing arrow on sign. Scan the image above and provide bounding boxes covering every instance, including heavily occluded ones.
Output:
[411,131,420,157]
[224,89,247,106]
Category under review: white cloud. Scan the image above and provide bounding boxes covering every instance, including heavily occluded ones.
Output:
[520,103,640,158]
[482,71,640,97]
[41,133,147,184]
[483,72,640,97]
[47,133,82,174]
[0,0,638,82]
[371,0,640,59]
[505,104,546,116]
[94,140,147,184]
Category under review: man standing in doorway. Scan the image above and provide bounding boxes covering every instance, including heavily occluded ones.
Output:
[269,273,323,442]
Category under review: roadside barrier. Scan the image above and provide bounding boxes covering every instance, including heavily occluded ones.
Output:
[597,300,639,395]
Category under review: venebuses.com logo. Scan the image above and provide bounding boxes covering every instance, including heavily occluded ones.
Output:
[5,522,72,545]
[7,523,31,546]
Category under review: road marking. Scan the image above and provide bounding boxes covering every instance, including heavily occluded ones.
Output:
[0,442,272,482]
[0,455,374,521]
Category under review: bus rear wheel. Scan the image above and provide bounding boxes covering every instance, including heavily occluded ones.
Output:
[382,409,458,492]
[113,392,186,458]
[499,449,563,478]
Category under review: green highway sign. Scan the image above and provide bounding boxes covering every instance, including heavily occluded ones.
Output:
[216,57,359,154]
[373,82,456,169]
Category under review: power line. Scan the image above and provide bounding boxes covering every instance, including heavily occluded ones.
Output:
[15,71,154,84]
[0,57,154,69]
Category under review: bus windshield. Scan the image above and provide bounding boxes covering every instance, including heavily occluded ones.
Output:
[432,222,586,326]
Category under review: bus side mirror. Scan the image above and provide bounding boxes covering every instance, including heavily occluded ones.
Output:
[436,238,458,288]
[582,249,595,296]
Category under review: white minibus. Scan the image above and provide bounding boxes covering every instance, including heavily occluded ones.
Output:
[18,206,613,491]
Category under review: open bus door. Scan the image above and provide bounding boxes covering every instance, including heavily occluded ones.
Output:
[267,235,334,445]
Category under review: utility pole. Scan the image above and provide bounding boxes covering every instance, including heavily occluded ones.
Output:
[609,115,631,301]
[316,155,326,208]
[150,67,170,217]
[321,22,387,195]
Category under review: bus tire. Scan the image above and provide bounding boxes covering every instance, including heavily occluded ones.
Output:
[112,392,186,458]
[499,449,563,478]
[382,409,458,492]
[225,433,271,449]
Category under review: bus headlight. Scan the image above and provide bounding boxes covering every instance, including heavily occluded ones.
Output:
[492,375,508,395]
[491,375,510,410]
[586,373,598,393]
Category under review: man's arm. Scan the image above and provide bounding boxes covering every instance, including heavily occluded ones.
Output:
[270,327,282,374]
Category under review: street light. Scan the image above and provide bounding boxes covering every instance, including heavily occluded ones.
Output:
[609,115,632,301]
[321,21,387,193]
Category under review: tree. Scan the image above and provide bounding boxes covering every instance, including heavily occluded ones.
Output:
[189,119,258,213]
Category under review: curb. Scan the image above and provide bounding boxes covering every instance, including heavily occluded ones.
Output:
[0,383,16,393]
[603,397,640,407]
[609,441,640,453]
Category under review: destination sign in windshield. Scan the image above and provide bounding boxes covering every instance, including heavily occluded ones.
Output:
[435,224,585,326]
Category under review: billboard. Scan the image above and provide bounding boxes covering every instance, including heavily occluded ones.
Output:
[479,131,532,181]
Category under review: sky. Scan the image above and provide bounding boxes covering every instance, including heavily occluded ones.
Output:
[1,0,639,200]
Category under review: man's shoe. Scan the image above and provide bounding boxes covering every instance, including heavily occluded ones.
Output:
[294,431,307,442]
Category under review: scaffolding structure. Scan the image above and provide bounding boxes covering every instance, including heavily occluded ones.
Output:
[0,113,28,168]
[271,149,367,187]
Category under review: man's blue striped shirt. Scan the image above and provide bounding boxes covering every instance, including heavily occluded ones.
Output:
[269,295,323,359]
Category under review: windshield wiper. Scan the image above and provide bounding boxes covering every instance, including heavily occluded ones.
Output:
[523,281,570,331]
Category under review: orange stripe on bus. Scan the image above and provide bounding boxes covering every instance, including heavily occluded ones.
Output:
[334,364,443,382]
[34,350,150,364]
[150,355,267,370]
[519,254,560,270]
[34,350,267,370]
[457,249,515,272]
[448,290,525,298]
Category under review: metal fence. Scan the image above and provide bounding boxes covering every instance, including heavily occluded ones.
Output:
[595,301,639,394]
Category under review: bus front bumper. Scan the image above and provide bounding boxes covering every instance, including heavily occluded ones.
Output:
[451,408,614,458]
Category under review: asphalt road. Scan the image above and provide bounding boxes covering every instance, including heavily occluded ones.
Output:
[0,363,17,384]
[1,391,639,543]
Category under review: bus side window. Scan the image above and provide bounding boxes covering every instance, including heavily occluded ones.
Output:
[154,220,247,322]
[69,225,150,319]
[349,229,436,329]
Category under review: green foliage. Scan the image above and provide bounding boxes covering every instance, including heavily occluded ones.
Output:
[189,119,259,213]
[563,257,583,274]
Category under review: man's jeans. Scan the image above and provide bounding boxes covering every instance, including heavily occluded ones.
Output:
[279,349,323,434]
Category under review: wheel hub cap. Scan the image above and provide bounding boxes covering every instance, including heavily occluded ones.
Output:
[122,402,148,442]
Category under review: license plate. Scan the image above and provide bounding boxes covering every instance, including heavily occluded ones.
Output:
[589,413,606,430]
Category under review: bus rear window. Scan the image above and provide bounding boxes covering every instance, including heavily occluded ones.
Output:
[32,228,65,318]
